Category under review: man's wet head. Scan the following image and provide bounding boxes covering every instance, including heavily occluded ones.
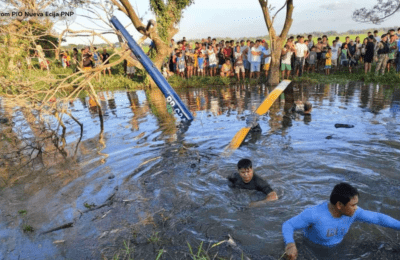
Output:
[237,159,253,183]
[330,182,359,217]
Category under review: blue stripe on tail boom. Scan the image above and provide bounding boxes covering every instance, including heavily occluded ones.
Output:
[110,16,193,121]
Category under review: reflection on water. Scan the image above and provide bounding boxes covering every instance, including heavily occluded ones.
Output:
[0,83,400,259]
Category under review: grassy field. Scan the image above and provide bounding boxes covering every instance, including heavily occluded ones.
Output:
[186,32,388,47]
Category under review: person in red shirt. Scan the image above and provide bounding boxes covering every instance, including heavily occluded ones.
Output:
[224,42,232,61]
[182,40,187,51]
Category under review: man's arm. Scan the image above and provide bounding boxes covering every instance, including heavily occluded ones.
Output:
[249,191,278,207]
[282,208,315,260]
[227,173,237,188]
[355,208,400,230]
[249,177,278,207]
[262,50,271,58]
[305,49,309,59]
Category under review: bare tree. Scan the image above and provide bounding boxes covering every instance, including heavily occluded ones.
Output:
[353,0,400,24]
[259,0,294,85]
[109,0,194,70]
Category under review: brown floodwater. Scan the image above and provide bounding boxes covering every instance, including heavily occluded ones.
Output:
[0,83,400,260]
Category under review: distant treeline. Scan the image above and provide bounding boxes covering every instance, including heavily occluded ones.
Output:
[62,42,151,50]
[61,43,110,50]
[184,26,400,43]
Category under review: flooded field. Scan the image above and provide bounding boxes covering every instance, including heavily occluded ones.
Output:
[1,83,400,260]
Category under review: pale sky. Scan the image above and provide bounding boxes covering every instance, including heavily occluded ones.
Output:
[57,0,400,45]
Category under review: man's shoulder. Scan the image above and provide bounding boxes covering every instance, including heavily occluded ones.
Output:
[252,173,268,184]
[227,172,240,182]
[302,202,328,216]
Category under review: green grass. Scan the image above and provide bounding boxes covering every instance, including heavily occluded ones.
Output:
[111,238,234,260]
[148,231,161,244]
[84,203,95,209]
[0,57,144,97]
[187,241,232,260]
[185,33,384,49]
[326,34,368,44]
[295,65,400,85]
[155,249,164,260]
[311,32,386,45]
[18,210,27,216]
[23,224,34,232]
[168,75,240,88]
[112,240,164,260]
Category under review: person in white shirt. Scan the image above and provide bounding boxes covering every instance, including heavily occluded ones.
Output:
[207,45,218,76]
[249,39,263,79]
[262,41,272,78]
[331,40,340,69]
[234,46,245,81]
[335,37,342,49]
[240,40,249,74]
[307,35,314,50]
[281,42,295,80]
[374,30,381,43]
[294,36,309,77]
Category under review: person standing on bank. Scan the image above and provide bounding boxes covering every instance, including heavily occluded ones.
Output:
[375,34,390,75]
[228,159,278,208]
[102,48,111,76]
[71,48,80,73]
[364,35,375,74]
[282,182,400,260]
[294,36,309,77]
[82,46,93,73]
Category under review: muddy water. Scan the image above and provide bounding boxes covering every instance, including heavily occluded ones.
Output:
[1,83,400,260]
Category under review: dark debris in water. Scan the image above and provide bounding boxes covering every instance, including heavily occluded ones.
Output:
[41,222,73,235]
[334,124,354,128]
[0,118,9,124]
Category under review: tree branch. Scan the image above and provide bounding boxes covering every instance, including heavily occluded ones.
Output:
[118,0,147,35]
[353,0,400,24]
[280,0,294,39]
[258,0,277,38]
[109,0,129,16]
[272,0,288,25]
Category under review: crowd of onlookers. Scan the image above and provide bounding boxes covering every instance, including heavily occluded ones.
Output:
[165,28,400,81]
[28,46,112,77]
[26,28,400,82]
[57,46,112,76]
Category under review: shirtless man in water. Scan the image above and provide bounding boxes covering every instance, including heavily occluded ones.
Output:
[228,159,278,207]
[282,182,400,260]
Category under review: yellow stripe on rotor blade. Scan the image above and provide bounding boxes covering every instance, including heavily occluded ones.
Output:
[228,80,291,150]
[229,127,251,149]
[255,80,291,115]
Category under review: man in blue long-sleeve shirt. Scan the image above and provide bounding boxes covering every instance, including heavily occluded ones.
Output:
[282,183,400,260]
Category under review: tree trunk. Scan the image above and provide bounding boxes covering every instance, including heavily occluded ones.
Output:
[259,0,294,85]
[153,47,168,70]
[268,38,283,85]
